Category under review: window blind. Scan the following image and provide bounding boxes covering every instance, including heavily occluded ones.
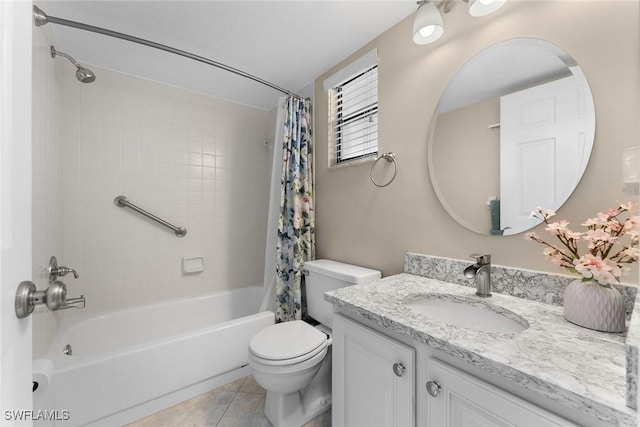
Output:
[328,64,378,166]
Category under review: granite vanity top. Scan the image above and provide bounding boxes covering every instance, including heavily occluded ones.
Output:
[325,273,636,426]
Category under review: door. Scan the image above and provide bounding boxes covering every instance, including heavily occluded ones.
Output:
[332,314,415,427]
[426,358,575,427]
[1,1,33,423]
[499,71,594,234]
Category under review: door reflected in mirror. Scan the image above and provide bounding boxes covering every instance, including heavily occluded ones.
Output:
[428,38,595,236]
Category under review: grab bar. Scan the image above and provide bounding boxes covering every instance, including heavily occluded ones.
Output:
[114,195,187,238]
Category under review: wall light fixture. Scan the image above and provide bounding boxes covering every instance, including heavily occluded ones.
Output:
[413,0,507,45]
[468,0,507,17]
[412,1,444,45]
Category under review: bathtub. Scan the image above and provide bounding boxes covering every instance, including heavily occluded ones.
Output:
[33,286,274,426]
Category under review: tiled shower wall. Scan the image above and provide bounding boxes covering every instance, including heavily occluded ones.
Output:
[32,12,65,358]
[32,52,274,356]
[59,66,273,315]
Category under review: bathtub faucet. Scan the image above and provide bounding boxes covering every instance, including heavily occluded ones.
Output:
[55,266,79,279]
[60,295,86,310]
[48,256,79,282]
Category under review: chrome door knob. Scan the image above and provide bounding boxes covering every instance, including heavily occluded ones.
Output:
[45,280,67,310]
[426,380,442,397]
[392,363,406,377]
[15,280,68,318]
[15,281,37,319]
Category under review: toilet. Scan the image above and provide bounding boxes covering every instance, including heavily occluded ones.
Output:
[248,259,381,427]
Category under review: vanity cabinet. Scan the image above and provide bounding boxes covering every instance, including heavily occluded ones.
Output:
[424,358,576,427]
[332,312,604,427]
[332,313,415,427]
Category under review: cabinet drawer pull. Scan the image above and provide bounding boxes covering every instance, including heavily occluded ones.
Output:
[426,381,442,397]
[392,363,406,377]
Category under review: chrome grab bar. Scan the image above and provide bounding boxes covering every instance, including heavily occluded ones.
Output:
[114,195,187,238]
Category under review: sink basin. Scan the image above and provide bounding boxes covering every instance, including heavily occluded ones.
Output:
[405,294,529,334]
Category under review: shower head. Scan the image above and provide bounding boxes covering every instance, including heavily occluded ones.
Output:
[50,46,96,83]
[75,66,96,84]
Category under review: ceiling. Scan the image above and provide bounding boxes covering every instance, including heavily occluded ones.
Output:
[40,0,417,110]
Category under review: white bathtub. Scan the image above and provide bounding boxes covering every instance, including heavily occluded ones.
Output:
[33,286,274,426]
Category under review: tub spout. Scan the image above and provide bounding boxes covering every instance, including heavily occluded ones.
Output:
[59,295,85,310]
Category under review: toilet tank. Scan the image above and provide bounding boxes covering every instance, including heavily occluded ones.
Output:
[304,259,381,328]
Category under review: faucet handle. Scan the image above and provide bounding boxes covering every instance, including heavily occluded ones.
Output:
[48,256,80,283]
[469,253,491,264]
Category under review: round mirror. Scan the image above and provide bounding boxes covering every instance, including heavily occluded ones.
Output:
[428,38,595,236]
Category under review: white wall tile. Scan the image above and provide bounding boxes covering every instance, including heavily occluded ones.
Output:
[31,17,67,358]
[32,58,272,355]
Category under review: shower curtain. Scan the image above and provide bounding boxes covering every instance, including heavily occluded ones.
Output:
[275,96,314,322]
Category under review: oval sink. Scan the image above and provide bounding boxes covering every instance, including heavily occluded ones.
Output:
[405,294,529,334]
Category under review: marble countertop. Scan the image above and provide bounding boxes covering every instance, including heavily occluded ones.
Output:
[325,273,636,426]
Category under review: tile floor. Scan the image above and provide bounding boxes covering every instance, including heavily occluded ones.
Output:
[127,376,331,427]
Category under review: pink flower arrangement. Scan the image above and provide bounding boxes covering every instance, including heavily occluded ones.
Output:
[524,202,639,287]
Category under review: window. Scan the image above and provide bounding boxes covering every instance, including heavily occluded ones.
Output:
[328,64,378,166]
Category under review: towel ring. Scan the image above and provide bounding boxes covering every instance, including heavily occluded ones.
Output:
[370,152,398,187]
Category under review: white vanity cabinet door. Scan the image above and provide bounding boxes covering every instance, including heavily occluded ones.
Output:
[332,314,415,427]
[426,358,577,427]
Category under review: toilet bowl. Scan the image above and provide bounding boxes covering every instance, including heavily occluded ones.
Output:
[248,259,381,427]
[249,320,332,426]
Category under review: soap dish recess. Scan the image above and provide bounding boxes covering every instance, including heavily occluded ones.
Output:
[183,256,205,273]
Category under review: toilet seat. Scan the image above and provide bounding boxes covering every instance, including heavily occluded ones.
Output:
[249,346,328,375]
[249,321,329,366]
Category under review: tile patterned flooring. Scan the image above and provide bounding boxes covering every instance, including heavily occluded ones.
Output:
[127,376,331,427]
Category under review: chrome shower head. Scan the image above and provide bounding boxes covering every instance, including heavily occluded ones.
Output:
[75,66,96,84]
[50,45,96,83]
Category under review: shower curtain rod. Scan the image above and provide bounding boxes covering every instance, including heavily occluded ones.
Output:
[32,6,301,98]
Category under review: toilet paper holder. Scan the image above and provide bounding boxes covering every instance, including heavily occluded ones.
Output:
[32,358,54,395]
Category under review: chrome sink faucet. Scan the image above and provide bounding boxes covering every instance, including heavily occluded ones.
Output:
[464,254,492,297]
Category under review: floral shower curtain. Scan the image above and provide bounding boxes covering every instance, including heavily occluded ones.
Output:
[275,96,314,322]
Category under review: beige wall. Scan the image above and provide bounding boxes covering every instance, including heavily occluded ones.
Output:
[314,1,639,279]
[432,97,500,233]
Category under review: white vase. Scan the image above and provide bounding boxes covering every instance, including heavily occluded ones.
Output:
[563,279,626,333]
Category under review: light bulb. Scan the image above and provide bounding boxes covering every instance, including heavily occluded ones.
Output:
[419,25,436,38]
[468,0,506,17]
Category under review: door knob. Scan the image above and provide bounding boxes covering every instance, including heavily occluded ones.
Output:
[15,280,67,319]
[426,380,442,397]
[392,363,406,377]
[15,281,37,318]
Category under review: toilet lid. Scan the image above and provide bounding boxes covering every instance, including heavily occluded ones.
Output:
[249,321,328,361]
